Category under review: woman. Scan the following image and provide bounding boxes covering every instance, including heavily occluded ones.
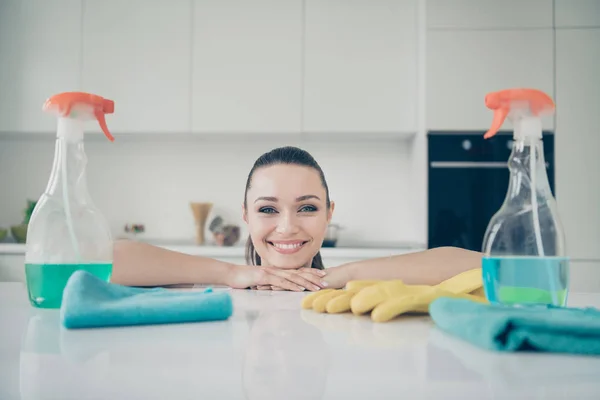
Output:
[112,146,481,291]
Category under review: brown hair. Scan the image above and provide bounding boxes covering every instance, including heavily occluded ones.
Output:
[244,146,331,270]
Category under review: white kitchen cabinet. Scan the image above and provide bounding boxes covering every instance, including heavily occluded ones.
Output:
[426,29,554,131]
[555,0,600,28]
[0,255,25,283]
[0,0,81,134]
[570,261,600,293]
[427,0,553,29]
[303,0,418,134]
[82,0,192,134]
[192,0,303,133]
[555,29,600,261]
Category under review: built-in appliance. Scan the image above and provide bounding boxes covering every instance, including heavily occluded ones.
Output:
[427,131,555,252]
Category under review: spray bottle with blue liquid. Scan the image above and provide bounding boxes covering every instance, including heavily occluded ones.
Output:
[25,92,115,309]
[481,88,569,307]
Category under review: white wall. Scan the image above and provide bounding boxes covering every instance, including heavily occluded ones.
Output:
[0,135,417,247]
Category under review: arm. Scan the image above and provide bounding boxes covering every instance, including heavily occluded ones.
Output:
[111,239,234,287]
[322,247,482,289]
[111,240,326,291]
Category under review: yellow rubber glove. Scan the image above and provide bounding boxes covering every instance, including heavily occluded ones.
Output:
[350,281,429,315]
[350,268,486,318]
[371,286,488,322]
[300,280,382,313]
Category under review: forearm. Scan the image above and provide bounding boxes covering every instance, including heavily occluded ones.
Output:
[111,240,234,287]
[325,247,482,288]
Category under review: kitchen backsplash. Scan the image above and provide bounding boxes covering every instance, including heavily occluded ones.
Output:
[0,135,422,247]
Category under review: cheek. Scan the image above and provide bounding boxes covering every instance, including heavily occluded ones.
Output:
[301,216,329,239]
[247,215,276,239]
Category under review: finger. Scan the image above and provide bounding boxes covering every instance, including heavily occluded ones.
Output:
[297,271,329,289]
[299,268,327,277]
[266,268,320,292]
[260,270,305,292]
[256,285,272,290]
[271,286,286,291]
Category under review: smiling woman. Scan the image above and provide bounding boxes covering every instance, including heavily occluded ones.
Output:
[243,146,333,272]
[111,146,482,291]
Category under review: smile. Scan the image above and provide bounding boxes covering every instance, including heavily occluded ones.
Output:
[267,240,309,254]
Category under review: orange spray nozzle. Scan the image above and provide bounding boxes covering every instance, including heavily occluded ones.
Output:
[483,88,555,139]
[43,92,115,142]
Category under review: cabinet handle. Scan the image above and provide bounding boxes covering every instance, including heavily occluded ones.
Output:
[430,162,507,168]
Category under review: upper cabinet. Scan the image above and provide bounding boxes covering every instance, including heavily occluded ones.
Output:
[82,0,192,134]
[426,30,554,131]
[555,28,600,260]
[192,0,303,134]
[0,0,82,133]
[303,0,418,134]
[555,0,600,28]
[426,0,553,29]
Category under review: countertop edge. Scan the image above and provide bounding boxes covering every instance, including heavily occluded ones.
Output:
[0,243,426,259]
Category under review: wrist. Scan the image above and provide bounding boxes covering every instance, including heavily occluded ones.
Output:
[223,263,240,287]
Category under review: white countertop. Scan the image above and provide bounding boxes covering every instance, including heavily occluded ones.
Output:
[2,283,600,400]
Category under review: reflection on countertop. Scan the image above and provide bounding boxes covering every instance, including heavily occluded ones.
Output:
[2,285,600,400]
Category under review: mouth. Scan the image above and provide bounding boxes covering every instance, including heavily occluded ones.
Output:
[267,240,310,254]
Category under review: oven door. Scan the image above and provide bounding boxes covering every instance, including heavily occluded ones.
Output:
[427,132,555,252]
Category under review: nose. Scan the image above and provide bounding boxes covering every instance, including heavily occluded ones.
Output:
[275,211,300,235]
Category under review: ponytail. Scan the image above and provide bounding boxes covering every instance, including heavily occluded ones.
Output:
[245,236,325,270]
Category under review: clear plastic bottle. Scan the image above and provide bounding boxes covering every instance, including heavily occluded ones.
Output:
[481,88,569,307]
[25,92,116,308]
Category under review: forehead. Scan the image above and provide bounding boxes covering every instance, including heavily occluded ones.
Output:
[248,164,325,199]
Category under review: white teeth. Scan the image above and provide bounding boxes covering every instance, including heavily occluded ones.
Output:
[272,242,303,249]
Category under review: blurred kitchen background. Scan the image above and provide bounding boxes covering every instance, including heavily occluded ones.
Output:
[0,0,599,290]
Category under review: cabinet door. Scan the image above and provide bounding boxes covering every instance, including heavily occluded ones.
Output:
[82,0,192,134]
[426,0,552,29]
[427,30,554,131]
[0,0,81,133]
[303,0,418,134]
[192,0,302,133]
[570,261,600,293]
[555,29,600,261]
[555,0,600,28]
[0,254,25,283]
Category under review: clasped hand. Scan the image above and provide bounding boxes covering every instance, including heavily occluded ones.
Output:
[229,265,329,292]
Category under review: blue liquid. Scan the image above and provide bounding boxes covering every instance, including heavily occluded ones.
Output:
[482,257,569,307]
[25,263,113,309]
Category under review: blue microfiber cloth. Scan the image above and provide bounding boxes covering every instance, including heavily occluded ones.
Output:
[429,297,600,356]
[60,270,233,329]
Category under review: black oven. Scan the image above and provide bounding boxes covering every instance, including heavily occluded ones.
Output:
[427,131,555,252]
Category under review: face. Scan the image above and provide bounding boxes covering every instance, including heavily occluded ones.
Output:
[243,164,334,269]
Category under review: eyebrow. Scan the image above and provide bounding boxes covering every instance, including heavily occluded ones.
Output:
[254,195,321,203]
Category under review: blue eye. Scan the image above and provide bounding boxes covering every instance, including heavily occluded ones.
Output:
[299,205,317,212]
[259,207,277,214]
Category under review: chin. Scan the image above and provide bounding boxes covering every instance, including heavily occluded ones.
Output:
[258,244,318,269]
[265,255,312,269]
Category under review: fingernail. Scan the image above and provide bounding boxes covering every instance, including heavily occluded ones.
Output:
[321,281,328,287]
[318,271,327,276]
[312,286,320,291]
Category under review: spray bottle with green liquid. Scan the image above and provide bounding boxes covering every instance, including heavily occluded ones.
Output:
[481,88,569,307]
[25,92,115,308]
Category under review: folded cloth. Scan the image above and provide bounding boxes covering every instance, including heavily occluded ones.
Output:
[60,270,233,329]
[429,297,600,356]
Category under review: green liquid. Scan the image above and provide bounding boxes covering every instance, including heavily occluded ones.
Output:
[482,257,569,307]
[25,263,113,309]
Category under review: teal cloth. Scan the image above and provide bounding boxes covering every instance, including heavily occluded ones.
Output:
[429,297,600,356]
[60,270,233,329]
